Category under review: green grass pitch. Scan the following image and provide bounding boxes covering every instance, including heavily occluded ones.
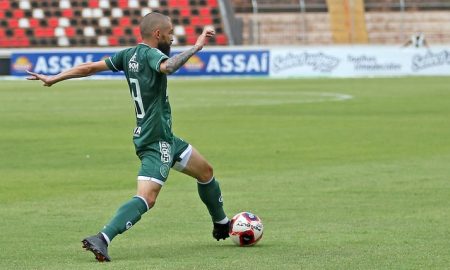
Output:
[0,77,449,269]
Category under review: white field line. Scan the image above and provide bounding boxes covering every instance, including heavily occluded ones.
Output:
[175,91,354,108]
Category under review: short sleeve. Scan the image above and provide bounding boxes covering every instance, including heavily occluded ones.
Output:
[147,48,169,72]
[105,49,127,72]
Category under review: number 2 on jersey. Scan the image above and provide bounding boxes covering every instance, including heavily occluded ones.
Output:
[130,78,145,119]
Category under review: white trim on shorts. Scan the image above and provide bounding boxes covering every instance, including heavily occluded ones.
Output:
[172,144,193,172]
[137,176,165,186]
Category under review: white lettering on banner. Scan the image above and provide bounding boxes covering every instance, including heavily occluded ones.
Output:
[272,52,339,73]
[412,50,450,71]
[206,53,268,73]
[34,55,95,74]
[347,55,401,71]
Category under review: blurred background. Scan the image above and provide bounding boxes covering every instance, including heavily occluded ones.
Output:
[1,0,449,77]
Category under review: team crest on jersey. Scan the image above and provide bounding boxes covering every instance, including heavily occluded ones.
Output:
[129,52,139,72]
[160,164,170,178]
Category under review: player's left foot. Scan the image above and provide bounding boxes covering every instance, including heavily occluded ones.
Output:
[212,221,230,241]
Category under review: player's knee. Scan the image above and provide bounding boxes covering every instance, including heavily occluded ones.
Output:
[144,196,157,209]
[198,164,214,182]
[139,195,157,209]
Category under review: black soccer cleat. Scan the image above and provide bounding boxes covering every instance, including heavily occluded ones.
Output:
[212,221,230,241]
[81,233,111,262]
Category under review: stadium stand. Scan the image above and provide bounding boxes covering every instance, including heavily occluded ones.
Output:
[1,0,450,47]
[0,0,229,48]
[232,0,450,45]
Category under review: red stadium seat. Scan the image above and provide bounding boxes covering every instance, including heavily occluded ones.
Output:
[207,0,218,7]
[62,9,73,17]
[199,7,210,17]
[65,27,76,37]
[118,0,128,8]
[35,28,54,38]
[133,27,141,39]
[113,27,125,36]
[48,18,59,28]
[89,0,99,8]
[180,8,191,17]
[108,37,119,46]
[8,19,19,28]
[214,34,227,45]
[184,26,195,35]
[201,17,212,25]
[0,0,10,10]
[120,17,131,26]
[13,9,24,18]
[29,19,39,28]
[14,28,26,38]
[0,0,229,47]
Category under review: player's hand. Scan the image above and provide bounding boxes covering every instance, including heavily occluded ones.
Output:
[194,25,215,51]
[26,70,54,87]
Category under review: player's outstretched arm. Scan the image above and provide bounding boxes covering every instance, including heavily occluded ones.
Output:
[160,25,215,74]
[26,60,109,87]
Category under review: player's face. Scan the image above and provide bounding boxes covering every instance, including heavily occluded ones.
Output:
[157,21,174,56]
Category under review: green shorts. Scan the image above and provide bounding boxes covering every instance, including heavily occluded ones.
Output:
[137,136,191,185]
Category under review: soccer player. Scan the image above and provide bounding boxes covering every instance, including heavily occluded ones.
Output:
[26,12,230,262]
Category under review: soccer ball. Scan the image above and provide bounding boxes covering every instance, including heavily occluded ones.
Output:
[229,212,263,246]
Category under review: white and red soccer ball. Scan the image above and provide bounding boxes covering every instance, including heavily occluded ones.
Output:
[229,212,263,246]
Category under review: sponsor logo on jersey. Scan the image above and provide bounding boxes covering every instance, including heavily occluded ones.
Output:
[133,126,141,137]
[159,141,171,163]
[12,56,33,71]
[129,52,139,72]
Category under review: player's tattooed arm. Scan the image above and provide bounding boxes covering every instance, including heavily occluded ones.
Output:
[160,25,215,74]
[162,46,200,74]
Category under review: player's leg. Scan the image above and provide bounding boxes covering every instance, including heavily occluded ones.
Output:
[172,139,229,240]
[83,145,168,262]
[100,181,160,243]
[82,182,160,262]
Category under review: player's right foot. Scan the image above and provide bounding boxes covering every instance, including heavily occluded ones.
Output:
[212,221,230,241]
[81,233,111,262]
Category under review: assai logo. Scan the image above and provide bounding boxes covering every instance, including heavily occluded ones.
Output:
[33,54,95,74]
[205,52,269,74]
[12,56,33,72]
[184,55,205,71]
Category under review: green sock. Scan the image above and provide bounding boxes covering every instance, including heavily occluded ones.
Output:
[197,177,227,222]
[101,196,148,242]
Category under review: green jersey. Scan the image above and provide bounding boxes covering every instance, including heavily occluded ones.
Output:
[105,43,172,152]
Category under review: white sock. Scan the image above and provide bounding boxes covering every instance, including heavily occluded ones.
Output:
[101,232,111,245]
[215,217,229,224]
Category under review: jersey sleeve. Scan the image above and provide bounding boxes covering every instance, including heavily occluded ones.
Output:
[105,49,127,72]
[147,48,169,72]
